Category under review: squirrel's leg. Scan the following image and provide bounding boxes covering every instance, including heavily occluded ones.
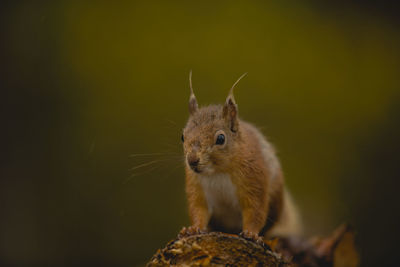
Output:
[179,171,209,237]
[240,203,268,245]
[236,179,269,244]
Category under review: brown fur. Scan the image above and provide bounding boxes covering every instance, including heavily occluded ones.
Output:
[182,84,301,238]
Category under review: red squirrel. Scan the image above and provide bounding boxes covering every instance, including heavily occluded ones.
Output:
[179,72,301,242]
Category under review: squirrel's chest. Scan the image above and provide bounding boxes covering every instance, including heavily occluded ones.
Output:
[199,173,242,231]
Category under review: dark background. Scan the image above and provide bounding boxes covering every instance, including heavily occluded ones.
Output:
[1,1,399,266]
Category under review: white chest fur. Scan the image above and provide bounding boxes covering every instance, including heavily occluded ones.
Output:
[198,173,242,230]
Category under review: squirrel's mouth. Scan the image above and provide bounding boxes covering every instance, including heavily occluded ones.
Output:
[190,164,215,175]
[191,166,201,173]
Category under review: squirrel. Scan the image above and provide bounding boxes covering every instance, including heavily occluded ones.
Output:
[179,72,301,243]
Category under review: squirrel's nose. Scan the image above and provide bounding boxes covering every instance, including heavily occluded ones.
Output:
[188,155,200,167]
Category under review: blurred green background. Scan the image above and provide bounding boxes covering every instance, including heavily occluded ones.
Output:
[1,1,399,266]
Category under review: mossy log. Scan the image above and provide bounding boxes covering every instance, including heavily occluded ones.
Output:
[147,224,359,267]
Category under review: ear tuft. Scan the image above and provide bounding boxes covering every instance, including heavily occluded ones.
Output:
[188,70,198,115]
[222,73,246,132]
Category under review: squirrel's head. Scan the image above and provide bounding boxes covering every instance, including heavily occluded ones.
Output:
[182,72,246,175]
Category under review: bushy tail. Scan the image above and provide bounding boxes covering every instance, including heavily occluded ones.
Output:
[267,189,302,237]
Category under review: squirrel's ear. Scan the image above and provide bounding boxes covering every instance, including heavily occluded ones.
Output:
[188,70,198,115]
[223,95,239,132]
[222,73,246,132]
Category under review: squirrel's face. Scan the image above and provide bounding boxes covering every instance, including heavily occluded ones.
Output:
[183,101,239,175]
[182,72,244,174]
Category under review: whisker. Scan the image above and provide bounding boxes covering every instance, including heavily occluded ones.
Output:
[124,164,163,184]
[129,152,178,158]
[129,159,169,171]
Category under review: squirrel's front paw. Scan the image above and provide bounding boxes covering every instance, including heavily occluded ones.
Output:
[178,226,206,238]
[239,230,265,246]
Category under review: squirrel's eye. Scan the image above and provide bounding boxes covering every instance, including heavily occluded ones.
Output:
[181,134,184,142]
[215,134,225,145]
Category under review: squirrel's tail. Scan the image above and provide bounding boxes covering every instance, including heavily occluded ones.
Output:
[267,189,303,237]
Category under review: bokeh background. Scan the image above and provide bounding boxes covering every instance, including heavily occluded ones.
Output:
[1,1,400,266]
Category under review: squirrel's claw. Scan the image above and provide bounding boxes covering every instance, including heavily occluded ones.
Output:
[178,226,206,238]
[239,230,265,247]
